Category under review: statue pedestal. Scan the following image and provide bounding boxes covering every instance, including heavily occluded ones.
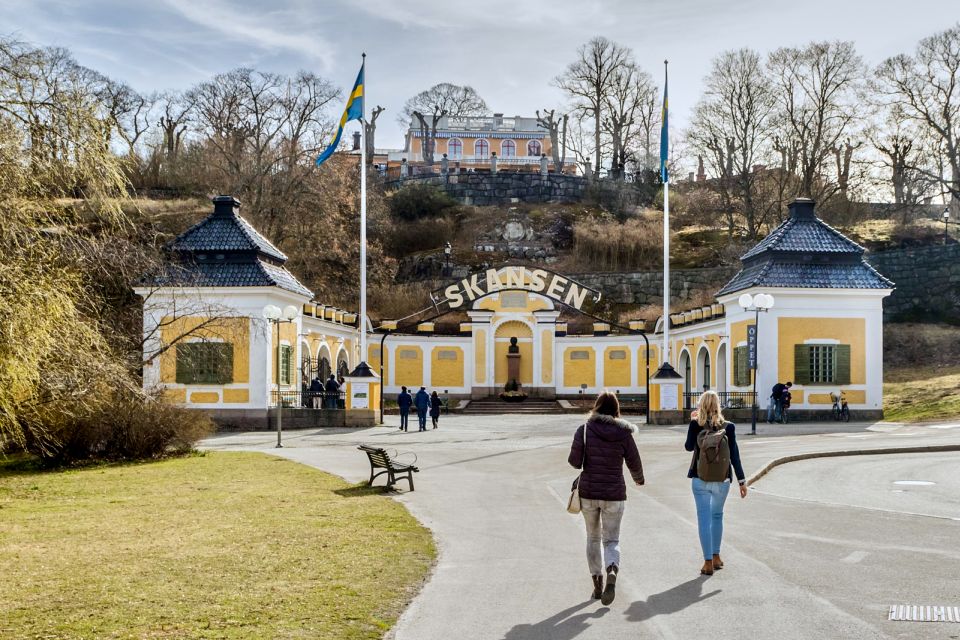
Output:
[507,353,521,387]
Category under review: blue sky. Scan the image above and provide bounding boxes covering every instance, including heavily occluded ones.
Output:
[1,0,954,148]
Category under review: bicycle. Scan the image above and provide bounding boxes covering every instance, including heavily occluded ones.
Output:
[831,392,850,422]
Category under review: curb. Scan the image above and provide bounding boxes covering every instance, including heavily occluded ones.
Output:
[747,444,960,486]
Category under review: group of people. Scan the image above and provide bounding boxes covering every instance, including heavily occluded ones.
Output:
[568,389,747,605]
[396,386,443,432]
[304,374,345,409]
[768,380,793,423]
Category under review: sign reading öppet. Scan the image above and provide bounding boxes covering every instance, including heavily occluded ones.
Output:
[435,266,601,310]
[747,324,757,370]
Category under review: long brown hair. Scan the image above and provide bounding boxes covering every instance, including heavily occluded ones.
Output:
[593,390,620,418]
[696,390,725,429]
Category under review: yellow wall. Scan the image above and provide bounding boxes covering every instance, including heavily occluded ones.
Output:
[603,346,631,389]
[730,319,756,386]
[394,345,423,387]
[223,389,249,404]
[367,344,387,381]
[270,321,299,387]
[160,316,250,384]
[163,388,186,404]
[415,135,552,159]
[495,321,533,385]
[637,345,659,386]
[432,347,465,388]
[563,347,595,388]
[808,390,865,405]
[540,330,553,384]
[778,318,865,385]
[190,391,219,404]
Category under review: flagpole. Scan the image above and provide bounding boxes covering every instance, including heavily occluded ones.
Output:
[662,59,670,368]
[359,52,368,362]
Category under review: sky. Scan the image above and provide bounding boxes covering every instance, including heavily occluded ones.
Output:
[1,0,955,152]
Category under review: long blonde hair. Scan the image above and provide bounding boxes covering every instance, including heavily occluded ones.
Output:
[696,390,725,429]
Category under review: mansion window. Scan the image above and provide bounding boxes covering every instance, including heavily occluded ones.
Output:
[448,138,462,159]
[527,140,542,156]
[500,139,516,158]
[475,138,489,158]
[175,342,234,384]
[795,344,851,385]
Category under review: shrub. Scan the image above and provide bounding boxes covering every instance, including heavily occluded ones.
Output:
[380,215,456,257]
[572,217,663,271]
[388,184,457,221]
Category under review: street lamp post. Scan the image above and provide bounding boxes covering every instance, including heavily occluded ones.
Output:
[944,207,951,245]
[262,304,301,448]
[738,292,775,436]
[443,242,452,277]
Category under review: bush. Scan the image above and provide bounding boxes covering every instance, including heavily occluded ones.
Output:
[572,217,663,271]
[388,184,457,221]
[380,216,456,257]
[25,389,213,466]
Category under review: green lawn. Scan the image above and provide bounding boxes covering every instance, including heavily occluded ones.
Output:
[0,452,434,639]
[884,366,960,423]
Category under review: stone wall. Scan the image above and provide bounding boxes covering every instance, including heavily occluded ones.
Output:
[385,173,587,205]
[569,266,739,307]
[866,244,960,321]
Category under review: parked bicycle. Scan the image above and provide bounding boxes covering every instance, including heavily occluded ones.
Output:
[831,391,850,422]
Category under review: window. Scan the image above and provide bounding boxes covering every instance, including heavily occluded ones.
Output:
[527,140,542,156]
[474,138,489,159]
[569,350,591,360]
[399,349,419,360]
[176,342,233,384]
[608,350,627,360]
[280,344,293,385]
[437,350,458,361]
[795,344,850,385]
[447,138,462,159]
[500,139,516,158]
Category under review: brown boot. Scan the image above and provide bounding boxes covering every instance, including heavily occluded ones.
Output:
[601,565,618,605]
[712,554,724,570]
[591,575,603,600]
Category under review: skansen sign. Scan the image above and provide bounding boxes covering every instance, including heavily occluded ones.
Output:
[434,266,601,310]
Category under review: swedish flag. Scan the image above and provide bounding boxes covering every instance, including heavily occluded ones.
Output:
[660,61,668,183]
[316,63,364,166]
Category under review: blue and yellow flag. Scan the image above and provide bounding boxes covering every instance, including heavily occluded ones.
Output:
[316,62,364,166]
[659,61,668,183]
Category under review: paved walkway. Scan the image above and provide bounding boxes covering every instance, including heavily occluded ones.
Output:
[202,417,960,640]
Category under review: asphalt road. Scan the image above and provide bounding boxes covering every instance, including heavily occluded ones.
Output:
[202,417,960,640]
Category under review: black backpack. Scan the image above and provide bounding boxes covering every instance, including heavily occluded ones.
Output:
[696,423,731,482]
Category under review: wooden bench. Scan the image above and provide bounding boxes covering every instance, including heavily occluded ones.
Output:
[358,445,419,491]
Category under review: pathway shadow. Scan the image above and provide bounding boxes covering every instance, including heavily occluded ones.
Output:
[624,576,721,622]
[501,600,608,640]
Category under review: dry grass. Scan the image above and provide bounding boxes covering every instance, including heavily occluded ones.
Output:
[0,452,434,639]
[884,366,960,422]
[572,217,663,271]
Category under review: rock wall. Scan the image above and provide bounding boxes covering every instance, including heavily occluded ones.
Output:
[866,244,960,321]
[386,173,588,205]
[569,267,739,307]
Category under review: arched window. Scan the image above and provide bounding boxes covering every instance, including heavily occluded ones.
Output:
[527,140,542,156]
[447,138,462,159]
[500,139,516,158]
[474,138,489,159]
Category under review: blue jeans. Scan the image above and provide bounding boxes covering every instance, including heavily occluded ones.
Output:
[417,409,427,430]
[692,478,731,561]
[399,409,409,430]
[767,398,781,422]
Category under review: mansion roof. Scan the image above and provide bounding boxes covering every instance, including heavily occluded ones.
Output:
[717,198,894,296]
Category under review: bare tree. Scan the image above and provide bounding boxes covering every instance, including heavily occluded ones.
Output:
[602,61,659,179]
[400,83,488,167]
[365,104,384,165]
[554,36,631,177]
[768,41,865,201]
[157,91,192,161]
[536,108,568,172]
[689,49,778,238]
[876,24,960,214]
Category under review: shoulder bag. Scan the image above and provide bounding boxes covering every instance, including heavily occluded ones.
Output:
[567,425,587,514]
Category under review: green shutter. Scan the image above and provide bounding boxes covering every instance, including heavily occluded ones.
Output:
[280,345,293,385]
[734,346,749,386]
[794,344,810,385]
[835,344,851,385]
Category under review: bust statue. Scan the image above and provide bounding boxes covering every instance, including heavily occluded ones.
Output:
[508,336,519,354]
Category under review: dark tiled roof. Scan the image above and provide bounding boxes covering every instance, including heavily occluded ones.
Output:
[169,209,287,262]
[741,216,863,261]
[717,261,893,296]
[147,260,313,297]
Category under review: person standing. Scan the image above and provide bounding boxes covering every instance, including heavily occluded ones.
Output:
[309,376,323,409]
[767,381,792,423]
[685,390,748,576]
[324,374,339,410]
[397,386,412,432]
[414,387,430,432]
[568,391,644,605]
[429,391,442,429]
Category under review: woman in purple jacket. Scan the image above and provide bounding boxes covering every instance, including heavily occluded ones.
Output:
[568,391,645,605]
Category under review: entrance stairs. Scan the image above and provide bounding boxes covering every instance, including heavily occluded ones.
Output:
[461,398,567,415]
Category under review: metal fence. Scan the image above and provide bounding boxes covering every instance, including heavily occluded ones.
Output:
[682,391,757,411]
[270,390,345,409]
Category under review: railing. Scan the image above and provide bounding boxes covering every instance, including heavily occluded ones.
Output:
[682,391,757,411]
[270,390,345,409]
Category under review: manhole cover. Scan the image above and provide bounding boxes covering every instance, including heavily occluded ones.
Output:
[889,605,960,622]
[893,480,936,486]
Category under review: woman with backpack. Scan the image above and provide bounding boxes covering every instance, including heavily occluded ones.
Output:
[568,391,645,605]
[685,390,747,576]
